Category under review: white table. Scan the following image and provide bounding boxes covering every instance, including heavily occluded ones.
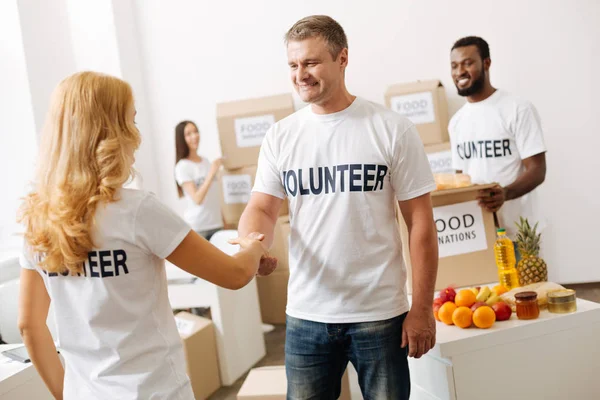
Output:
[409,297,600,399]
[166,230,266,386]
[0,344,53,400]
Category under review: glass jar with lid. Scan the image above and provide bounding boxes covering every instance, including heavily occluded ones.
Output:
[515,291,540,320]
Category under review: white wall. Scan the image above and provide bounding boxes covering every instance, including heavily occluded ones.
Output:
[4,1,597,283]
[0,0,38,254]
[133,0,600,283]
[0,0,162,254]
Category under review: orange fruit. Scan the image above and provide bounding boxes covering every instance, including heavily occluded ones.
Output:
[452,306,473,329]
[433,304,442,321]
[492,285,509,296]
[438,302,457,325]
[473,306,496,329]
[455,289,477,308]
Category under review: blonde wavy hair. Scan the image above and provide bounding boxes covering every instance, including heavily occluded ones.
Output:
[18,71,141,273]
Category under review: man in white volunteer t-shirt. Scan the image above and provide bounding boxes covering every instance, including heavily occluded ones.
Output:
[238,15,438,399]
[449,36,547,242]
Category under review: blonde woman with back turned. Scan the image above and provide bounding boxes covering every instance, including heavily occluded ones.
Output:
[17,71,272,400]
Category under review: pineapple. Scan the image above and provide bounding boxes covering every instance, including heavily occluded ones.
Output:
[515,217,548,285]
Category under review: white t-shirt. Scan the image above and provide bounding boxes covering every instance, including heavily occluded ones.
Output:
[449,90,547,237]
[20,189,194,400]
[175,158,223,232]
[253,97,436,324]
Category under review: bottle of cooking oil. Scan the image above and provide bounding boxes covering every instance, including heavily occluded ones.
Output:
[494,228,520,290]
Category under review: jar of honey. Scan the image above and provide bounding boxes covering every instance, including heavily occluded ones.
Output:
[515,291,540,320]
[547,289,577,314]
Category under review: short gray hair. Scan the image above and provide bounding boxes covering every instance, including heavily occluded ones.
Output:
[284,15,348,59]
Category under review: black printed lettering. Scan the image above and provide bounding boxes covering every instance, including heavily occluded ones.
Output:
[374,165,388,191]
[435,219,446,233]
[464,143,472,159]
[89,252,100,277]
[99,250,113,278]
[113,250,128,276]
[298,169,310,195]
[286,170,298,196]
[503,139,512,156]
[281,171,288,195]
[493,140,502,157]
[349,164,362,192]
[448,216,461,230]
[463,214,475,228]
[363,164,376,191]
[485,140,493,158]
[284,164,389,196]
[458,140,514,159]
[337,164,349,192]
[309,167,323,195]
[325,166,336,194]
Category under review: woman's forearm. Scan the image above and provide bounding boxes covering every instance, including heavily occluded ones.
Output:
[21,327,64,400]
[192,170,217,205]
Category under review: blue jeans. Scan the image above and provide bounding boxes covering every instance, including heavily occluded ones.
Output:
[285,313,410,400]
[513,241,521,264]
[195,227,221,241]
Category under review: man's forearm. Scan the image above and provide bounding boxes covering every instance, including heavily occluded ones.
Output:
[238,205,278,249]
[505,168,545,201]
[22,327,64,399]
[409,220,439,310]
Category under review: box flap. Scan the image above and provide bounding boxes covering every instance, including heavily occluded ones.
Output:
[174,312,213,338]
[431,183,496,197]
[386,79,443,96]
[217,93,294,118]
[424,142,451,154]
[237,366,287,398]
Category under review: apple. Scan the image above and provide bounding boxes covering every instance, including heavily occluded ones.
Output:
[433,304,442,321]
[433,297,444,307]
[471,302,487,313]
[492,302,512,321]
[439,287,456,303]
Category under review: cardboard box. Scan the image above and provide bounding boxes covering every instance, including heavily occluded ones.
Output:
[219,165,257,227]
[237,366,351,400]
[219,166,289,228]
[257,216,290,324]
[175,312,221,400]
[425,142,453,174]
[399,184,498,291]
[385,80,449,145]
[217,93,295,170]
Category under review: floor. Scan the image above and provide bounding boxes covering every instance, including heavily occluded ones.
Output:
[209,324,286,400]
[208,282,600,400]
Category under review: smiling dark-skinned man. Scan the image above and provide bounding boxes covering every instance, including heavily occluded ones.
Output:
[448,36,547,254]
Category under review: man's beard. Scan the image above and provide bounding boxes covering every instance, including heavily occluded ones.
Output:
[457,69,485,97]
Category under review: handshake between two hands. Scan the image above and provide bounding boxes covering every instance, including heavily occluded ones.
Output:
[228,232,278,277]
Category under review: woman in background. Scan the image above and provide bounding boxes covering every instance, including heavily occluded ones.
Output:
[17,71,271,400]
[174,121,224,240]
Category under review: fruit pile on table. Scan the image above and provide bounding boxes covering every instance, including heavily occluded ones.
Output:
[432,285,512,329]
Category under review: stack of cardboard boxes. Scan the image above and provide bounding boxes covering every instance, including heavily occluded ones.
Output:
[386,80,497,290]
[216,93,294,228]
[175,312,221,399]
[216,94,294,323]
